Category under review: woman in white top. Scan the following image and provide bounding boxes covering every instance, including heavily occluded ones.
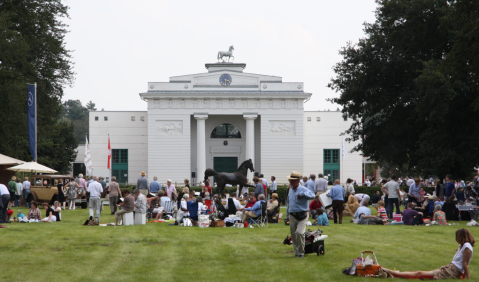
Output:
[382,228,474,279]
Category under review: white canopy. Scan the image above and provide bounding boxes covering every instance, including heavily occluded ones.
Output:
[0,154,26,166]
[7,161,58,174]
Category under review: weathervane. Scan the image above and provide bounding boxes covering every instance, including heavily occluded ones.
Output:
[217,46,234,63]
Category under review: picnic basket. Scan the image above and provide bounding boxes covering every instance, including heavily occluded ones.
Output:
[356,251,380,277]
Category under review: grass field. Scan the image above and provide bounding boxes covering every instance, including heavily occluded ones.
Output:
[1,206,479,282]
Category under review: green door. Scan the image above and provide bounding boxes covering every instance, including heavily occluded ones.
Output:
[112,149,128,184]
[213,157,238,183]
[324,149,340,181]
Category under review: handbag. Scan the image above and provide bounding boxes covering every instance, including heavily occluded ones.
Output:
[356,251,381,277]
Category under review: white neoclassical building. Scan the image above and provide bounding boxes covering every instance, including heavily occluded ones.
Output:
[75,61,363,186]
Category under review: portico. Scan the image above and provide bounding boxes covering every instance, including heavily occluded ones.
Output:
[139,62,310,184]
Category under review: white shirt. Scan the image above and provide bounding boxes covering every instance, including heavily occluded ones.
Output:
[365,180,371,187]
[134,193,147,213]
[0,184,9,196]
[314,178,328,192]
[87,181,103,197]
[346,183,355,194]
[198,202,207,213]
[452,243,473,272]
[300,179,304,186]
[181,199,189,216]
[241,186,249,195]
[270,180,277,191]
[262,178,268,187]
[407,179,414,187]
[22,181,31,190]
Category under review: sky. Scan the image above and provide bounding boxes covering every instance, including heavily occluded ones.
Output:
[62,0,379,112]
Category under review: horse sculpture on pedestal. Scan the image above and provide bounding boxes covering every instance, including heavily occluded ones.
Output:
[204,158,255,196]
[217,46,234,63]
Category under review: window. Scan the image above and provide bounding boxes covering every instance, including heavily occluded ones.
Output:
[316,117,321,121]
[95,116,98,121]
[131,116,135,121]
[104,116,108,121]
[140,116,145,121]
[210,123,241,138]
[307,117,311,121]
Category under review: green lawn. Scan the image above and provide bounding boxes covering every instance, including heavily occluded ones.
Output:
[1,206,478,281]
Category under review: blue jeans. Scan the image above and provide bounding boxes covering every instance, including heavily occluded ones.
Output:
[387,198,400,219]
[15,195,21,207]
[23,190,30,207]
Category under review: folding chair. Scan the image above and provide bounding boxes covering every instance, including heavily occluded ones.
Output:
[249,202,268,227]
[163,200,173,218]
[227,198,237,216]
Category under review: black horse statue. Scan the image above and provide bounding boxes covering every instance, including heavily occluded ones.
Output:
[204,159,255,196]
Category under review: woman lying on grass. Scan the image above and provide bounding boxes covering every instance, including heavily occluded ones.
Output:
[382,228,474,279]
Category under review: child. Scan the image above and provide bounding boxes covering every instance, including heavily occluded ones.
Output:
[377,201,388,220]
[315,208,329,226]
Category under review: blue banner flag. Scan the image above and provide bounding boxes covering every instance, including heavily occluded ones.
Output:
[27,84,36,161]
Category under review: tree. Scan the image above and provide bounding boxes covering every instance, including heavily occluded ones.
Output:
[61,99,92,144]
[85,100,97,111]
[328,0,479,179]
[0,0,77,172]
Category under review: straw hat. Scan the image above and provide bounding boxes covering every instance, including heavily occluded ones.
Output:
[141,171,146,176]
[272,193,278,199]
[287,171,302,181]
[428,195,434,200]
[167,179,172,182]
[324,176,329,180]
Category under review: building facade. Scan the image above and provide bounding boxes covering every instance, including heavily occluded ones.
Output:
[76,61,362,186]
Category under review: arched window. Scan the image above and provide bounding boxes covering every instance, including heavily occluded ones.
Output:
[210,123,241,138]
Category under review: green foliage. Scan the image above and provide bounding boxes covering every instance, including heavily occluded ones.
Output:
[0,0,77,172]
[328,0,479,179]
[61,99,93,144]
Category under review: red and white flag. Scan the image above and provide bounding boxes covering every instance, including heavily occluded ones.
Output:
[107,136,111,169]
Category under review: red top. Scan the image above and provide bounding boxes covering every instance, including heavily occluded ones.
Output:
[245,199,257,209]
[204,186,212,194]
[309,199,322,211]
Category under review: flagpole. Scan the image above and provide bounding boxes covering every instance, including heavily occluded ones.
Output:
[34,82,37,162]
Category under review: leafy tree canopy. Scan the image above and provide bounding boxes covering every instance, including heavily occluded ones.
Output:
[0,0,77,174]
[328,0,479,180]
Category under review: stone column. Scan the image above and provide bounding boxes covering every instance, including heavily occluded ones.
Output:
[194,113,208,184]
[243,113,258,181]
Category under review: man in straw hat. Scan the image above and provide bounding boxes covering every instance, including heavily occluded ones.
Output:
[287,171,315,258]
[137,171,149,196]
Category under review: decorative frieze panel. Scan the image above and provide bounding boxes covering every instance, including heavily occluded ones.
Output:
[156,120,183,136]
[269,120,295,136]
[148,98,303,110]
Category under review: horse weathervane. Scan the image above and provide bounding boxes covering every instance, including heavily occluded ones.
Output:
[217,45,234,63]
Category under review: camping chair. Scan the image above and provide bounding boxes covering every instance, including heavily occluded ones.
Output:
[227,198,237,216]
[250,201,268,227]
[187,201,199,224]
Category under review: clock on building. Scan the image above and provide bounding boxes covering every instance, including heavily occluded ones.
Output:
[219,73,232,86]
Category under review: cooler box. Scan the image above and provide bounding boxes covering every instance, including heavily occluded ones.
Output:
[393,214,402,222]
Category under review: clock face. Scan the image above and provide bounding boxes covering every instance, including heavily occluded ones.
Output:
[219,73,232,87]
